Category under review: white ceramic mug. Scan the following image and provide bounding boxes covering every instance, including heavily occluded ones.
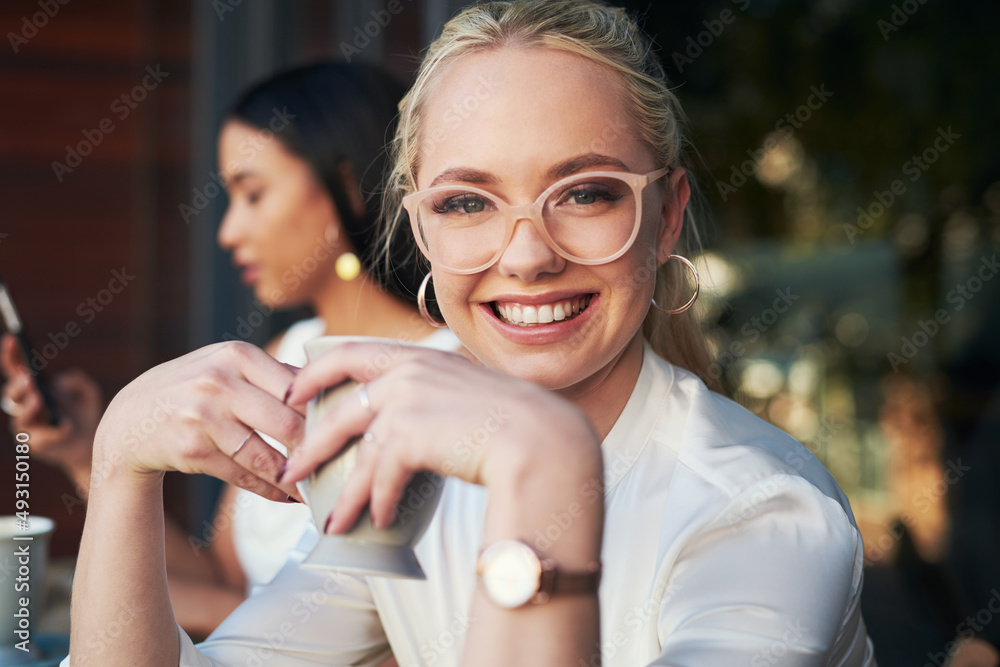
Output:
[0,515,55,665]
[297,336,444,578]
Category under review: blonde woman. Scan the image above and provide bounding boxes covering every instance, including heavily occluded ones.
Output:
[63,2,874,665]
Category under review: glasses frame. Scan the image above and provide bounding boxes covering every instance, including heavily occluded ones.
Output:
[403,167,670,275]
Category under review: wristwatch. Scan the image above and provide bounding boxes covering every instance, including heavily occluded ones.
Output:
[476,539,602,608]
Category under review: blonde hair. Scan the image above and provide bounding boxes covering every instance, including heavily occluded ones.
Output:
[381,0,721,392]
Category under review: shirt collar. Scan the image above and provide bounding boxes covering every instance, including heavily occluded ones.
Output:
[600,341,675,495]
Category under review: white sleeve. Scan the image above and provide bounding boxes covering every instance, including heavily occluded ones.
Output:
[62,525,392,667]
[649,475,874,666]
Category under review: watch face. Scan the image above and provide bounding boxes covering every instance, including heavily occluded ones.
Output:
[479,540,542,608]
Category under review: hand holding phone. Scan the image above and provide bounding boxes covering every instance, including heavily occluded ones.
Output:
[0,277,61,425]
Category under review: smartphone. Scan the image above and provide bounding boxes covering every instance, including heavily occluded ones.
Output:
[0,277,60,425]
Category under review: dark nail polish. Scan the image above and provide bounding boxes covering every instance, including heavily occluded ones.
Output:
[282,382,294,405]
[276,460,288,484]
[324,513,334,534]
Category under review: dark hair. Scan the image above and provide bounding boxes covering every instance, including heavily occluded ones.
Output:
[227,61,422,303]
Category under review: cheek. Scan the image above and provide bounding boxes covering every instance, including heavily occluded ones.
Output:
[431,272,473,321]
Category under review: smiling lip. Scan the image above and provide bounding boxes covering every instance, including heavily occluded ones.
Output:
[482,291,598,344]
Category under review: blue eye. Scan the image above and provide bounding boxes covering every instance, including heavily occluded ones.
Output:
[434,194,489,215]
[562,185,621,206]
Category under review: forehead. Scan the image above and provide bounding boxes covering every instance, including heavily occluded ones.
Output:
[218,120,298,172]
[417,46,648,188]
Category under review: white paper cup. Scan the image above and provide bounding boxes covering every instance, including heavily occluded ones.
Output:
[0,516,55,664]
[297,336,444,578]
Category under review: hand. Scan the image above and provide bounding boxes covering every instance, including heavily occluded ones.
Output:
[93,341,305,503]
[282,341,602,534]
[1,335,101,479]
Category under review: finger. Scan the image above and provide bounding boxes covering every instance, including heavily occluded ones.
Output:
[224,379,307,453]
[369,449,413,531]
[202,448,294,503]
[229,433,303,502]
[287,341,429,406]
[281,381,377,485]
[0,334,27,376]
[326,434,380,534]
[6,367,38,405]
[222,342,301,404]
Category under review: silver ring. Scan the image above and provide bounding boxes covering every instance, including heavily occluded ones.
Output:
[232,431,254,458]
[1,396,23,417]
[358,384,374,416]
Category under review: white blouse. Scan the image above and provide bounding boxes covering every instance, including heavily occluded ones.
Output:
[65,343,876,666]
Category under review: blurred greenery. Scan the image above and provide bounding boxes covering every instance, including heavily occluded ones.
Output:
[612,1,1000,663]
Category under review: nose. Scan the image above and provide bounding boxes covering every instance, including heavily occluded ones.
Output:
[216,200,245,251]
[494,216,565,282]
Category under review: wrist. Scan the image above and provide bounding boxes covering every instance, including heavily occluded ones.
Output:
[482,425,603,568]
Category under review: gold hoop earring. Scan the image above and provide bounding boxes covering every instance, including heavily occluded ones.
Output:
[651,254,700,315]
[417,272,447,328]
[335,252,361,281]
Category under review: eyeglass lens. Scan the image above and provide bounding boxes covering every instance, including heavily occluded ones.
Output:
[413,174,638,271]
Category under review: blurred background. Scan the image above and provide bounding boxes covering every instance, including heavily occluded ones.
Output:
[0,0,997,664]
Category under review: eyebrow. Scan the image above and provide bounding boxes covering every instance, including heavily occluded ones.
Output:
[428,167,500,189]
[225,170,259,187]
[548,153,632,179]
[426,153,632,189]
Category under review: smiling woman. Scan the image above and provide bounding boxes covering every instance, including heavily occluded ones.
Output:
[62,2,875,666]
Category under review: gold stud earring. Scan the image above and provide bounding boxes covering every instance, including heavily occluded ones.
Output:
[335,252,361,281]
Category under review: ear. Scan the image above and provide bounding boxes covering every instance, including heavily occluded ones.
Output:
[656,168,691,265]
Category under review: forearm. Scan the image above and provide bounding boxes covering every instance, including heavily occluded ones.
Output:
[70,459,178,666]
[463,445,604,666]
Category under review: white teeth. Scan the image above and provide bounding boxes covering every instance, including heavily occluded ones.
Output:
[494,296,591,326]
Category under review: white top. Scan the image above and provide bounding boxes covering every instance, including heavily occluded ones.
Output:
[162,343,875,666]
[232,318,463,588]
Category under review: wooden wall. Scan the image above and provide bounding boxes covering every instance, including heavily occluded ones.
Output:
[0,0,192,555]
